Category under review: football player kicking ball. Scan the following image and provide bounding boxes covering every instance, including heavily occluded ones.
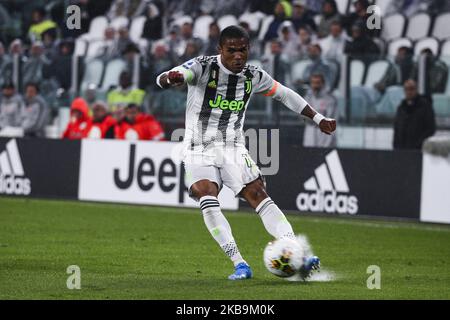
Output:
[157,26,336,280]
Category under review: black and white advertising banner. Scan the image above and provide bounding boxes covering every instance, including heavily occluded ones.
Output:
[0,138,80,199]
[78,140,239,210]
[265,146,422,219]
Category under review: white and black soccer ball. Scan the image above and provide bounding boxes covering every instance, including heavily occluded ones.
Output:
[263,238,306,278]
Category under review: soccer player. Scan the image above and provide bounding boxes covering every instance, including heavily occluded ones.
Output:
[156,26,336,280]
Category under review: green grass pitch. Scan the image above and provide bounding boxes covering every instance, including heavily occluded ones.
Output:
[0,197,449,300]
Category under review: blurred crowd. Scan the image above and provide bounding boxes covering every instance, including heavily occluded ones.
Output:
[0,0,449,148]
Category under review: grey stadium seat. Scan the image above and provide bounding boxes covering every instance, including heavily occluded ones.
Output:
[382,14,406,41]
[406,12,432,41]
[432,12,450,41]
[350,60,365,86]
[414,37,439,56]
[364,60,391,87]
[387,38,413,57]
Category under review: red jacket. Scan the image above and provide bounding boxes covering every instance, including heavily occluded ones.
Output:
[115,113,165,141]
[62,98,92,140]
[88,115,117,139]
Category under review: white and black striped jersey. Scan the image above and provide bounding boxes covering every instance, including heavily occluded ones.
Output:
[172,55,276,152]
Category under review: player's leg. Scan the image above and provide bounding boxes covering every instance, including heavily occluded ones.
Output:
[189,177,251,280]
[239,178,320,277]
[239,178,295,240]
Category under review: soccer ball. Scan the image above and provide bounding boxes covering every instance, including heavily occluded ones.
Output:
[263,238,305,278]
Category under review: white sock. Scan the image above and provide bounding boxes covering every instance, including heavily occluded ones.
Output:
[200,196,246,266]
[256,197,296,240]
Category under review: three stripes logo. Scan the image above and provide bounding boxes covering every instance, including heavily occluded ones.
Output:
[0,139,31,195]
[296,150,358,215]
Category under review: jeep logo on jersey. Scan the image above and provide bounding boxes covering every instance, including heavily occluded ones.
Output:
[209,94,245,112]
[0,139,31,195]
[296,150,358,215]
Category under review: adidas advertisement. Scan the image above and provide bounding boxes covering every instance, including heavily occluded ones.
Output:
[0,138,80,199]
[0,139,31,195]
[297,150,358,214]
[78,140,239,210]
[265,145,422,218]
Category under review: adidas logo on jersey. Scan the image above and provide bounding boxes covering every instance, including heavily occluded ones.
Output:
[0,139,31,195]
[296,150,358,215]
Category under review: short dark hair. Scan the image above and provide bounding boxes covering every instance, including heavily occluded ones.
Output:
[219,25,249,46]
[2,81,14,89]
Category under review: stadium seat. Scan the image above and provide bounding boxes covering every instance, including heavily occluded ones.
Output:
[440,40,450,57]
[414,37,439,56]
[375,0,395,15]
[258,15,274,41]
[110,16,129,30]
[81,59,104,92]
[405,13,431,41]
[74,39,88,56]
[387,38,413,57]
[364,60,391,87]
[101,59,127,91]
[218,15,238,31]
[335,0,349,15]
[193,15,214,41]
[238,11,266,32]
[86,40,106,58]
[85,16,108,40]
[129,16,146,43]
[291,60,313,83]
[381,14,406,41]
[350,60,365,86]
[432,12,450,41]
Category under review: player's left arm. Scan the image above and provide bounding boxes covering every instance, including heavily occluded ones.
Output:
[260,79,336,135]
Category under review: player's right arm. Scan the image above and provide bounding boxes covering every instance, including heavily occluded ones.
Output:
[156,58,202,89]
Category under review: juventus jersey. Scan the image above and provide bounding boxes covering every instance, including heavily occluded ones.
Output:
[172,55,276,152]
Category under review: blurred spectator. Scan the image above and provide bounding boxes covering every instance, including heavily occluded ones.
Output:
[393,80,436,150]
[247,0,278,15]
[28,7,58,42]
[114,103,165,140]
[96,27,119,59]
[295,25,316,60]
[83,83,101,108]
[319,21,348,63]
[179,40,201,65]
[344,23,380,64]
[211,0,248,18]
[142,2,163,41]
[0,82,23,129]
[277,21,300,62]
[87,101,117,139]
[44,39,74,91]
[394,46,416,85]
[147,41,174,92]
[62,97,92,140]
[122,43,151,89]
[117,26,136,56]
[262,40,291,88]
[203,22,221,56]
[264,1,292,42]
[342,0,380,38]
[302,44,334,91]
[305,0,325,14]
[22,42,50,86]
[175,21,203,58]
[42,28,58,60]
[420,48,448,96]
[303,74,337,147]
[291,0,317,32]
[0,42,12,88]
[385,0,429,17]
[107,0,149,19]
[107,71,145,114]
[21,82,49,138]
[317,0,342,38]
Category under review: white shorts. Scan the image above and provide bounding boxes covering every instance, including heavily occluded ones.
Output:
[183,146,263,200]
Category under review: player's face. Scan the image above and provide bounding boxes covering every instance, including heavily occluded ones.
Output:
[219,38,249,74]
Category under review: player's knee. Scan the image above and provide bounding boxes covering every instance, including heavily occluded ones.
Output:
[191,180,219,199]
[243,179,268,206]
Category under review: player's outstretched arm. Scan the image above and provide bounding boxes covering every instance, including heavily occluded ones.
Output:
[264,81,336,135]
